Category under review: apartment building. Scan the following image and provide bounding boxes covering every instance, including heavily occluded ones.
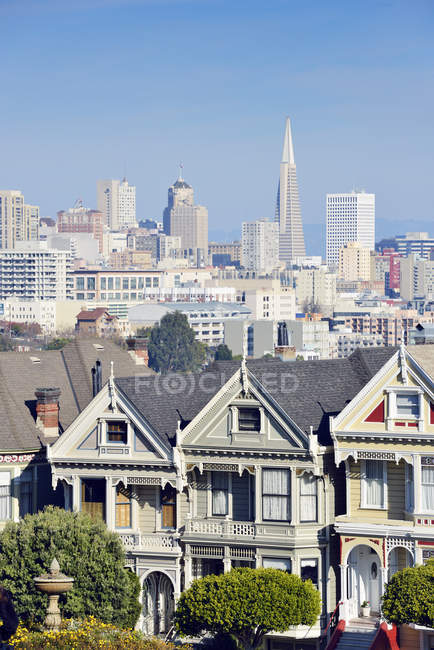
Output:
[0,299,57,335]
[72,270,162,301]
[97,178,136,229]
[208,241,241,267]
[400,254,434,302]
[338,241,372,282]
[0,241,72,300]
[295,267,337,315]
[57,206,104,253]
[241,219,279,274]
[0,190,39,249]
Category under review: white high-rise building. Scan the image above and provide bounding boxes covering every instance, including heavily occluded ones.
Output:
[0,190,40,249]
[241,218,279,274]
[275,117,306,263]
[0,241,72,300]
[97,178,136,230]
[326,191,375,266]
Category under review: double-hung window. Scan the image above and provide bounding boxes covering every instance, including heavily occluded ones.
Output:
[299,473,318,522]
[262,469,290,521]
[115,487,132,529]
[405,463,414,512]
[212,473,228,516]
[362,460,386,508]
[161,485,176,528]
[422,462,434,512]
[19,470,33,517]
[0,473,11,520]
[396,394,419,417]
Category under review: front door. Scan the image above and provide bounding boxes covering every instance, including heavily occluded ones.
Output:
[348,545,381,616]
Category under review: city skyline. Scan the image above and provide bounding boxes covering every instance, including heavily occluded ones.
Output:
[1,0,433,239]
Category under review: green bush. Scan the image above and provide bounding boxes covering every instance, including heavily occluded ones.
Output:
[174,567,321,650]
[382,560,434,627]
[0,506,141,627]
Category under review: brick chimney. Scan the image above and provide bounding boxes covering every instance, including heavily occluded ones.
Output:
[126,337,149,366]
[35,388,61,437]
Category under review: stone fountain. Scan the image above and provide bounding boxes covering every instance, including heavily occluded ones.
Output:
[34,558,74,631]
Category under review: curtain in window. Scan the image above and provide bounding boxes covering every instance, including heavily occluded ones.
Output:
[262,557,291,572]
[300,474,317,522]
[212,473,228,515]
[262,469,290,521]
[422,467,434,511]
[365,460,384,507]
[0,473,11,521]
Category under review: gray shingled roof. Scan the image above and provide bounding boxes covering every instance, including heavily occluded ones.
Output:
[0,338,152,452]
[116,347,398,446]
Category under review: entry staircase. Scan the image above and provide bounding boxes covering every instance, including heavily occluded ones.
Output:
[333,618,378,650]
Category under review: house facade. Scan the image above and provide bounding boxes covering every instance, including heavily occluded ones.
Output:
[331,345,434,622]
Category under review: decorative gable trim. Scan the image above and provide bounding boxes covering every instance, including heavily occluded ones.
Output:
[48,381,172,462]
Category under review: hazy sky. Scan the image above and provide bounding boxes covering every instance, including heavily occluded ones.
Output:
[1,0,433,240]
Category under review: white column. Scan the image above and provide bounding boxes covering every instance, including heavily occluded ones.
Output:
[72,475,80,512]
[106,477,114,530]
[184,555,192,589]
[413,455,422,514]
[339,564,348,620]
[223,546,231,573]
[254,466,261,523]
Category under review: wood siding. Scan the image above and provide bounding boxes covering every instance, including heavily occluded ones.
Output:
[348,460,406,522]
[399,624,420,650]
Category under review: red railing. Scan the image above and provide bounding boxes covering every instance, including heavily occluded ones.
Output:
[320,601,343,649]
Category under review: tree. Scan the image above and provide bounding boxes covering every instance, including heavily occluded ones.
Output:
[135,326,152,338]
[148,311,206,374]
[0,335,13,352]
[215,344,232,361]
[174,567,321,650]
[45,337,73,350]
[382,561,434,627]
[0,506,140,627]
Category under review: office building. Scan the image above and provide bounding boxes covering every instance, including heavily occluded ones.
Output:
[338,241,372,282]
[0,241,72,300]
[224,319,276,358]
[241,218,279,274]
[208,241,241,267]
[394,232,434,260]
[0,299,57,335]
[326,191,375,266]
[0,190,40,249]
[283,319,331,359]
[57,205,103,253]
[163,171,208,266]
[97,178,136,230]
[275,117,306,263]
[370,249,401,295]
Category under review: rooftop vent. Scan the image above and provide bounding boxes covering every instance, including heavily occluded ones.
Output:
[93,344,104,350]
[30,356,41,364]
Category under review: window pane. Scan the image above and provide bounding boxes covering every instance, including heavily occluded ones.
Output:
[396,394,419,416]
[161,485,176,528]
[300,474,317,522]
[263,557,291,572]
[81,479,105,521]
[301,559,318,586]
[365,460,384,507]
[107,421,128,443]
[263,469,290,494]
[422,466,434,511]
[238,408,260,431]
[20,472,33,517]
[0,473,11,521]
[212,472,228,515]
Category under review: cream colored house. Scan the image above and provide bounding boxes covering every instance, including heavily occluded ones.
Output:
[331,345,434,622]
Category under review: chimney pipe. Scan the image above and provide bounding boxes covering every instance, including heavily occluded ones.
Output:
[35,387,61,437]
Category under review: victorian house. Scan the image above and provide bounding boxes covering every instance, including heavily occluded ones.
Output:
[46,348,402,649]
[330,345,434,625]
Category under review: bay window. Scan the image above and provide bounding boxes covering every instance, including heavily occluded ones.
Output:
[212,473,228,516]
[422,464,434,512]
[262,469,290,521]
[299,473,318,522]
[263,557,291,572]
[362,460,386,508]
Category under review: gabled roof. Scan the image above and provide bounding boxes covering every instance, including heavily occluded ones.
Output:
[0,338,153,452]
[76,308,112,321]
[116,348,398,446]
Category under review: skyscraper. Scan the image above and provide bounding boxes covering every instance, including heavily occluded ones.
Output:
[275,117,306,263]
[163,170,208,266]
[326,191,375,266]
[97,178,136,230]
[0,190,40,249]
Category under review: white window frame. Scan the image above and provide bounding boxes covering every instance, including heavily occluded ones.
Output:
[262,556,291,572]
[361,459,387,509]
[405,462,414,512]
[421,463,434,515]
[0,472,11,521]
[386,387,424,431]
[99,416,131,447]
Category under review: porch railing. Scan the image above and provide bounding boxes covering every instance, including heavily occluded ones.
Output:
[319,602,342,650]
[119,533,180,552]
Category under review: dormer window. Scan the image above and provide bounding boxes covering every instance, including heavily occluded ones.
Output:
[238,408,261,432]
[396,394,419,418]
[107,421,128,444]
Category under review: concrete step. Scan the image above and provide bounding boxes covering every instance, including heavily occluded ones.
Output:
[335,629,377,650]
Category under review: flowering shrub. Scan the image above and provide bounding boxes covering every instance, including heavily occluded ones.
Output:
[10,616,192,649]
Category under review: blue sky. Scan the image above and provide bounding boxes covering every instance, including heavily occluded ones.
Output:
[1,0,433,248]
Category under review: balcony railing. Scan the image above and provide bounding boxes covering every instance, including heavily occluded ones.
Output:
[119,533,181,553]
[185,517,296,539]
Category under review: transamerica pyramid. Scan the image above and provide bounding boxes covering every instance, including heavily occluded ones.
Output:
[275,117,306,262]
